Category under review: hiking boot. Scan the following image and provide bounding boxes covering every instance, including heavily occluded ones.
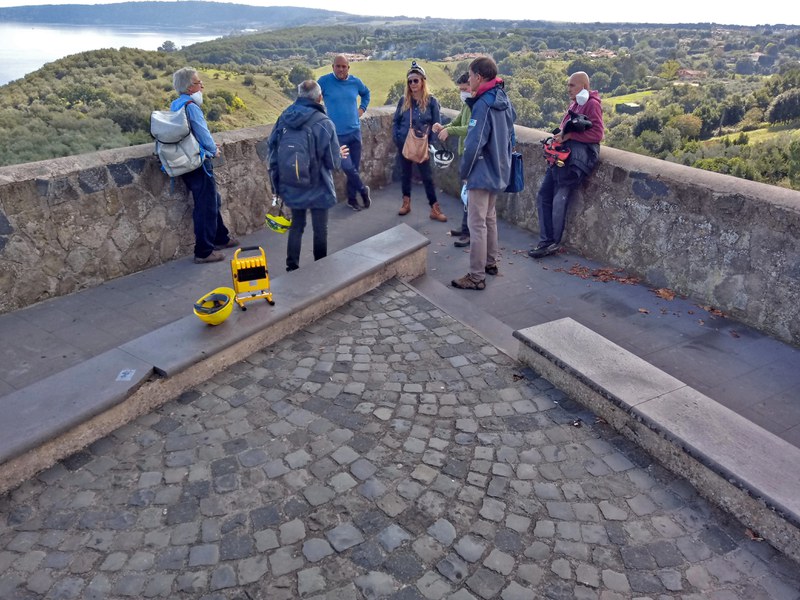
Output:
[485,263,499,276]
[430,201,447,222]
[194,251,225,264]
[451,274,485,290]
[454,236,470,248]
[528,242,560,258]
[347,199,361,211]
[214,237,240,250]
[361,186,372,209]
[398,196,411,215]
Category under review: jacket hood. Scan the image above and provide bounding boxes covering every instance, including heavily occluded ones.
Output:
[281,97,327,129]
[466,80,509,112]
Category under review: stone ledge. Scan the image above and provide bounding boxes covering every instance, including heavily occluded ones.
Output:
[514,317,800,563]
[0,224,429,495]
[0,349,153,465]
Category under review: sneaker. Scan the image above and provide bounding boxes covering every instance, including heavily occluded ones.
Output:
[454,236,470,248]
[528,242,560,258]
[214,237,240,250]
[347,199,361,211]
[485,263,499,276]
[194,251,225,264]
[451,275,486,290]
[361,186,372,209]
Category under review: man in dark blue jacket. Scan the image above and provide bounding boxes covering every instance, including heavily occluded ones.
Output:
[267,80,344,272]
[452,57,516,290]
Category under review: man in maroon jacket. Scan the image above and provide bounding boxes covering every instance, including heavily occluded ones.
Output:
[529,71,604,258]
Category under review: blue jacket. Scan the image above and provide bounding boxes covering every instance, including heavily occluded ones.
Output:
[170,95,216,160]
[392,96,441,148]
[460,81,516,192]
[267,97,341,210]
[318,73,370,138]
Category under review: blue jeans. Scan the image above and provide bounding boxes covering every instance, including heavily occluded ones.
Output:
[338,132,366,202]
[286,208,328,271]
[536,166,575,246]
[181,161,230,258]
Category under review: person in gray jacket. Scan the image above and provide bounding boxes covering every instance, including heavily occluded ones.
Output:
[452,56,516,290]
[267,80,347,272]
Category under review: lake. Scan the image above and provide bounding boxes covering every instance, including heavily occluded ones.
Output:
[0,22,226,86]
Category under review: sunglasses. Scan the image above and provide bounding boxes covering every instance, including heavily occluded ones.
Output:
[407,78,421,84]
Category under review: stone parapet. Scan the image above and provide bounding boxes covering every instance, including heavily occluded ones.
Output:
[1,106,799,345]
[494,126,800,346]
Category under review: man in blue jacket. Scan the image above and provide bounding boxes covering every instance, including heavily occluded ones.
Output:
[318,55,372,211]
[267,80,345,272]
[452,57,516,291]
[171,67,238,264]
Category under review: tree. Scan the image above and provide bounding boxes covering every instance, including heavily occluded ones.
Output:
[288,65,313,86]
[157,41,177,53]
[632,113,661,137]
[385,81,405,107]
[659,60,681,80]
[766,89,800,123]
[667,114,702,139]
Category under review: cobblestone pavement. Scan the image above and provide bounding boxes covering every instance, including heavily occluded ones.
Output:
[1,282,799,600]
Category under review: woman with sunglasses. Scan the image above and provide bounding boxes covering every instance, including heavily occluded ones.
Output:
[392,61,447,222]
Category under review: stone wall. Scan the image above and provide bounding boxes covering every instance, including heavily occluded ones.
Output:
[0,112,396,315]
[496,124,800,346]
[1,106,800,345]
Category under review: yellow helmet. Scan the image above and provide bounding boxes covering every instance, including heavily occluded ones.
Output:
[193,287,235,326]
[266,213,291,234]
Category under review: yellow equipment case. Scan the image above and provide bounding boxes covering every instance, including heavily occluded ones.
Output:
[230,246,275,310]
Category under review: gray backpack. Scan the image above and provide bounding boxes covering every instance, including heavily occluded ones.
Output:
[150,103,203,177]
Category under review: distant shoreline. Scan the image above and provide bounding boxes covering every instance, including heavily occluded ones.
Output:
[0,22,226,86]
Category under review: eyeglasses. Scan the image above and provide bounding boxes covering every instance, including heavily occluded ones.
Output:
[408,78,421,84]
[191,80,203,87]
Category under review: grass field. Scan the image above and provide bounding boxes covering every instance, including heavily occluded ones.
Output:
[732,123,800,143]
[603,89,656,108]
[313,60,457,107]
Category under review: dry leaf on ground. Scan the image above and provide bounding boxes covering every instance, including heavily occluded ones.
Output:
[698,304,727,317]
[745,528,764,541]
[652,288,676,301]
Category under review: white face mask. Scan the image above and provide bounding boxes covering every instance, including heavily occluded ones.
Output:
[189,91,203,106]
[576,89,590,106]
[460,91,471,102]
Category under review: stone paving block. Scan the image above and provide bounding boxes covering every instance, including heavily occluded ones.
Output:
[326,523,365,552]
[0,281,797,600]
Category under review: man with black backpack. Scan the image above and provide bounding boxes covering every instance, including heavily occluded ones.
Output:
[267,80,347,272]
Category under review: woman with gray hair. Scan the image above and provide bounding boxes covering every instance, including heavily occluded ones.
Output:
[170,67,238,264]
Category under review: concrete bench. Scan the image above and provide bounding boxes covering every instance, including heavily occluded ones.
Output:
[514,317,800,562]
[0,224,429,495]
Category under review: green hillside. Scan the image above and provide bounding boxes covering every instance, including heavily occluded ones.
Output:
[313,60,458,107]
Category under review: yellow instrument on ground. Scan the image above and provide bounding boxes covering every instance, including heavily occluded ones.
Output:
[230,246,275,310]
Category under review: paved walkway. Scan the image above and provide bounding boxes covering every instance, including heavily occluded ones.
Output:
[2,279,799,599]
[2,182,799,446]
[2,182,800,598]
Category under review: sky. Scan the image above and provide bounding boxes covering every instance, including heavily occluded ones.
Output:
[0,0,797,27]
